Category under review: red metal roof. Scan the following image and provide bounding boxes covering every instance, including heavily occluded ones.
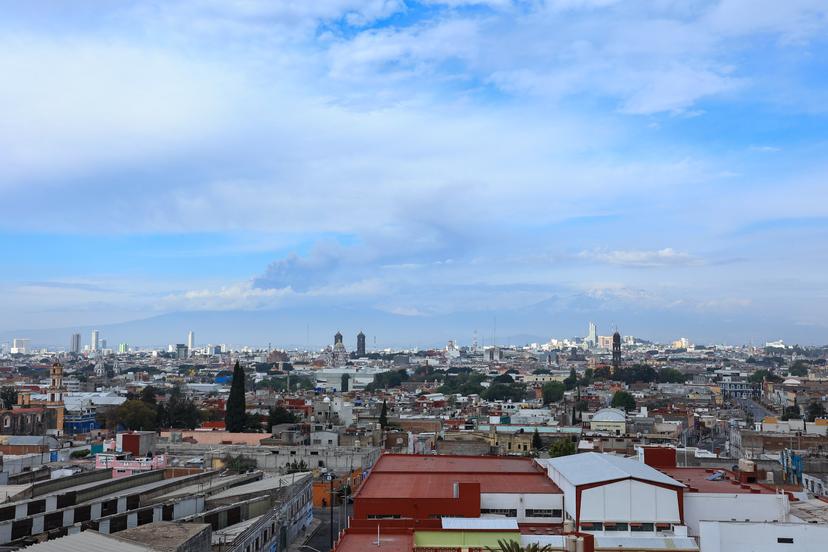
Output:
[372,454,544,474]
[359,472,559,498]
[334,532,413,552]
[359,454,561,498]
[657,467,775,494]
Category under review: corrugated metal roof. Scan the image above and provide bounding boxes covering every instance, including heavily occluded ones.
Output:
[442,518,518,530]
[544,452,685,488]
[593,536,699,550]
[20,530,154,552]
[208,472,310,500]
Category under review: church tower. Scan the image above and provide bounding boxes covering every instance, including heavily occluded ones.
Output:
[46,362,66,433]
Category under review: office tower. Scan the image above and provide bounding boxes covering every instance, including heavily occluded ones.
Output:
[612,330,621,372]
[175,344,188,360]
[187,330,195,353]
[91,330,100,351]
[99,339,107,351]
[11,338,31,354]
[586,322,597,347]
[118,343,129,354]
[70,333,81,354]
[334,331,343,345]
[357,331,366,356]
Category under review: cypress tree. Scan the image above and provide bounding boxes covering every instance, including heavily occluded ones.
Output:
[225,361,247,432]
[378,399,388,429]
[532,428,542,450]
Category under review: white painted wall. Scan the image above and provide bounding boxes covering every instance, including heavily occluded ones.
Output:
[545,463,577,520]
[684,493,789,537]
[699,521,827,552]
[579,480,680,523]
[480,493,564,523]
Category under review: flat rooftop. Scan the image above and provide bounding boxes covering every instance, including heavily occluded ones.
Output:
[656,467,775,494]
[114,521,210,551]
[359,454,560,498]
[334,531,413,552]
[372,454,544,474]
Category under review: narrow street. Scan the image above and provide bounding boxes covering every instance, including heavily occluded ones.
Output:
[300,506,346,552]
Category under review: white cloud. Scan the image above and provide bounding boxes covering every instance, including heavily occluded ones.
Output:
[579,248,701,268]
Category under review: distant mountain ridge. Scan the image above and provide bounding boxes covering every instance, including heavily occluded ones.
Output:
[1,295,823,349]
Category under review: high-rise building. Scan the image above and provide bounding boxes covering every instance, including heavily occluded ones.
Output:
[586,322,597,347]
[91,330,100,351]
[187,330,195,353]
[11,338,31,354]
[612,331,622,372]
[70,333,81,354]
[175,344,189,360]
[118,343,129,354]
[357,331,366,356]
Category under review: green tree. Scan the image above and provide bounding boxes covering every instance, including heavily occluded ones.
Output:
[268,406,296,428]
[115,400,158,431]
[532,429,543,450]
[140,386,157,405]
[593,366,612,380]
[806,401,827,422]
[781,405,802,421]
[379,399,388,429]
[749,369,783,384]
[657,368,686,384]
[790,360,809,377]
[163,386,201,429]
[243,412,264,432]
[548,439,577,458]
[541,381,565,405]
[611,390,636,412]
[493,373,515,384]
[0,386,18,409]
[487,540,553,552]
[225,361,247,432]
[483,383,527,402]
[564,367,578,390]
[285,459,309,474]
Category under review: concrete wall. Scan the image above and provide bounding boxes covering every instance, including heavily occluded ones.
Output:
[699,520,828,552]
[684,493,789,536]
[579,480,680,524]
[29,469,111,498]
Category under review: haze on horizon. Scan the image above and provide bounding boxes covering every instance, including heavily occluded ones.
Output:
[2,1,828,346]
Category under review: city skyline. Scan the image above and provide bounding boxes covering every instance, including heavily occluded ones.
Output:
[2,2,828,343]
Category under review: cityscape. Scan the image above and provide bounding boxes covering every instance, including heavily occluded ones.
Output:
[3,1,828,552]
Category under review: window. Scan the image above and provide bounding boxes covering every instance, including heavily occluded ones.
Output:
[631,523,654,532]
[580,522,602,531]
[367,514,401,519]
[526,509,560,518]
[777,538,794,544]
[480,509,517,517]
[605,523,628,531]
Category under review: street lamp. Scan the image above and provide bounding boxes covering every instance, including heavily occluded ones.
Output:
[325,472,334,552]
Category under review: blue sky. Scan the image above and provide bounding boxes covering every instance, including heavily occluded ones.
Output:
[2,0,828,346]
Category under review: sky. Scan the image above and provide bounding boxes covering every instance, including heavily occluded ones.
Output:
[2,0,828,347]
